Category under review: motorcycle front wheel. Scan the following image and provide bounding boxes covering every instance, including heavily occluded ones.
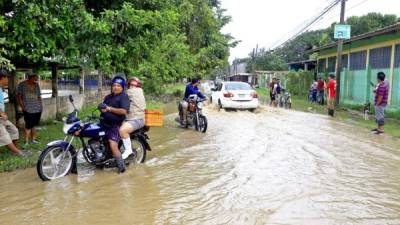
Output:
[195,115,208,133]
[37,146,76,181]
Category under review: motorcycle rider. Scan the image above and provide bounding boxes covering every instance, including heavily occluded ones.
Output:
[179,78,206,125]
[98,74,130,173]
[119,77,146,159]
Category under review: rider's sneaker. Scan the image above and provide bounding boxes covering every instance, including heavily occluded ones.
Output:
[31,139,39,144]
[126,152,136,160]
[125,152,136,165]
[121,149,133,159]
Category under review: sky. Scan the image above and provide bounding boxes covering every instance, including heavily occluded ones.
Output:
[220,0,400,62]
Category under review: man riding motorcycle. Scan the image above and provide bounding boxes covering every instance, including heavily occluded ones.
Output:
[98,74,130,173]
[179,78,206,125]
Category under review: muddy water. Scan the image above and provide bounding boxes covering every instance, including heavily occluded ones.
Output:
[1,105,400,225]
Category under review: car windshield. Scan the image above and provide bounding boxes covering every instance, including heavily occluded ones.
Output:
[225,83,252,91]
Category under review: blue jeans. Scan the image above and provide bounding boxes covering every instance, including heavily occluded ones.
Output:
[312,90,317,102]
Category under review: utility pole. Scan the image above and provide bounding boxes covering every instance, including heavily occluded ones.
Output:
[335,0,346,106]
[251,44,258,85]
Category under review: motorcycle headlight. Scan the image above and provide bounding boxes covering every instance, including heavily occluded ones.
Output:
[197,102,203,109]
[63,122,76,135]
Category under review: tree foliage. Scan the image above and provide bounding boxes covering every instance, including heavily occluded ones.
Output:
[0,0,233,93]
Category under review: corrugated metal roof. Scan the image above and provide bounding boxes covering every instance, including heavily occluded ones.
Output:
[287,59,317,65]
[307,23,400,53]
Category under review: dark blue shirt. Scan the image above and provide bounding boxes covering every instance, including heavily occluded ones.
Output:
[101,92,130,126]
[183,83,205,100]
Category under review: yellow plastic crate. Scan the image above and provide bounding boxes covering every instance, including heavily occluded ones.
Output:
[145,109,164,127]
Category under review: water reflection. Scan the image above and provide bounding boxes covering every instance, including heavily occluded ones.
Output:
[0,105,399,224]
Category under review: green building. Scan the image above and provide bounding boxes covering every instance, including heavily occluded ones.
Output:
[310,23,400,110]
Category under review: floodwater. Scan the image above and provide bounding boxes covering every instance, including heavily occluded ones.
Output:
[1,105,400,225]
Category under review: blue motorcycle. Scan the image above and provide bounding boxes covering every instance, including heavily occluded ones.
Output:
[36,95,151,181]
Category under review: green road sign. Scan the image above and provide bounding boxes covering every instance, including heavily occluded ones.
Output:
[334,24,351,39]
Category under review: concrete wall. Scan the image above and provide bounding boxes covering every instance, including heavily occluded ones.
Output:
[4,92,102,125]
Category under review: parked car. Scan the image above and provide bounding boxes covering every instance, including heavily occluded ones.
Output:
[210,81,259,111]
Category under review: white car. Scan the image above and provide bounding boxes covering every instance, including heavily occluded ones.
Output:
[211,81,259,110]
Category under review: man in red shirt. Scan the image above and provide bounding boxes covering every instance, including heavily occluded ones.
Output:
[326,73,336,117]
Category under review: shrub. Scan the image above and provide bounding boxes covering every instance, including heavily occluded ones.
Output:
[284,70,314,96]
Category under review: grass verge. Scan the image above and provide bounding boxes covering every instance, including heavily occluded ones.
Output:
[256,87,399,138]
[0,104,100,172]
[291,95,400,138]
[0,94,168,172]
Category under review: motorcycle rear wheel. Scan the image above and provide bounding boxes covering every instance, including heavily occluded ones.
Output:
[131,137,147,163]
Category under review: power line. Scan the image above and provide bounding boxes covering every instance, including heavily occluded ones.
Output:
[271,0,341,49]
[268,0,340,49]
[308,0,371,31]
[274,0,341,49]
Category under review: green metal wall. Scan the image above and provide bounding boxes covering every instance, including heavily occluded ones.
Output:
[370,68,391,101]
[316,31,400,109]
[348,70,367,103]
[340,68,393,106]
[391,68,400,108]
[340,69,348,101]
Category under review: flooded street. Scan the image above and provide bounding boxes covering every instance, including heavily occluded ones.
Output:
[1,105,400,225]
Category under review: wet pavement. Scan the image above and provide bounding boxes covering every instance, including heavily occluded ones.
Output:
[0,105,399,225]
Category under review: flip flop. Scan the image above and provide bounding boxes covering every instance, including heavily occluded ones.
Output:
[370,128,378,132]
[374,130,384,135]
